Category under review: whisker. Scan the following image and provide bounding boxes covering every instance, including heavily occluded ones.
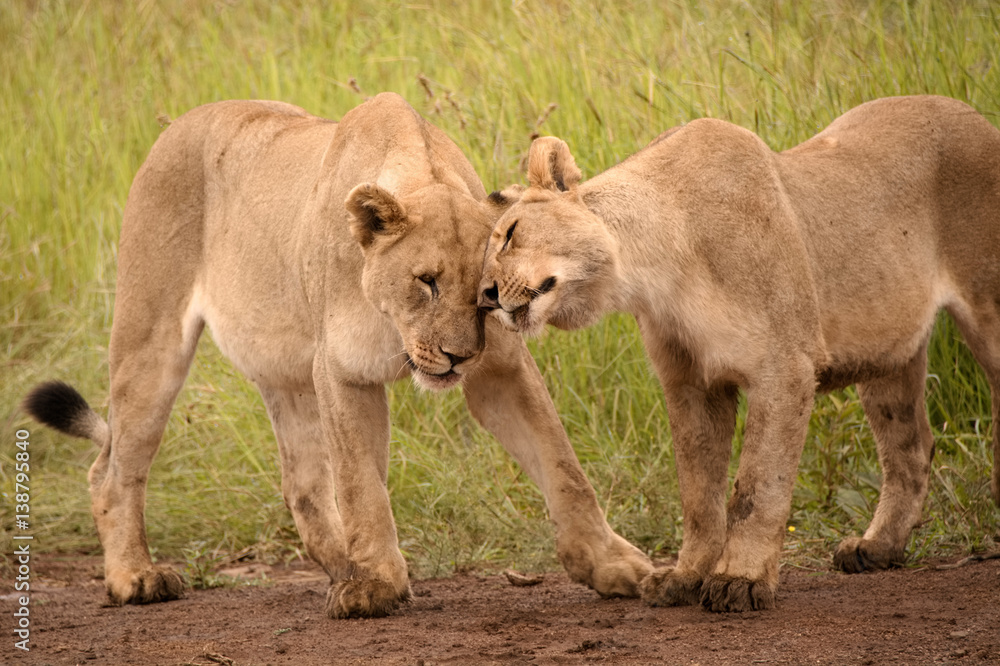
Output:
[386,349,410,362]
[392,360,412,384]
[389,346,413,384]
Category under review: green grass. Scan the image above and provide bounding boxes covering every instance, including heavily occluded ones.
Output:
[2,0,998,577]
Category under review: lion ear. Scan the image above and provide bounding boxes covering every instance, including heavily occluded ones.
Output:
[486,184,526,212]
[525,136,581,193]
[345,183,410,248]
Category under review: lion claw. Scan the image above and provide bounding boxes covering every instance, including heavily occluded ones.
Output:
[558,533,652,598]
[833,536,905,574]
[700,574,776,612]
[639,567,703,607]
[106,566,186,606]
[325,579,412,619]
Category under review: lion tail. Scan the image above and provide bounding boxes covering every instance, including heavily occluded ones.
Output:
[23,380,110,443]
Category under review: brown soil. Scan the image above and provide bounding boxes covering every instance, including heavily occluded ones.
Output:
[3,553,998,665]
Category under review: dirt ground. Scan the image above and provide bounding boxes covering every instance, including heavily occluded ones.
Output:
[2,553,998,665]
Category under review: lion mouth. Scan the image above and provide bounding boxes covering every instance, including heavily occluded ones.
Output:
[479,278,553,337]
[405,356,463,391]
[488,302,541,336]
[507,304,532,331]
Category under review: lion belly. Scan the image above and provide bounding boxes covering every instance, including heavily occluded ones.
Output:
[180,282,313,390]
[804,216,952,382]
[813,279,952,391]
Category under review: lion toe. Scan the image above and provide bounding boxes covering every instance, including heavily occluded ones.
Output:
[592,540,654,599]
[558,533,652,599]
[326,579,412,619]
[833,537,905,574]
[106,566,185,606]
[639,567,703,607]
[699,574,775,612]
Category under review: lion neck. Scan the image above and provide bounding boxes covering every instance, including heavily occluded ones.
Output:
[578,176,684,318]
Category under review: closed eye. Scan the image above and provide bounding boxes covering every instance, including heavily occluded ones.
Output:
[501,220,518,252]
[418,274,439,299]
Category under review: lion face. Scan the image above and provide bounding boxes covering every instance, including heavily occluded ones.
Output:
[347,182,493,390]
[478,140,618,337]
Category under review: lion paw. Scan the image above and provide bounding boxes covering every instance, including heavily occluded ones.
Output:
[639,567,703,607]
[105,566,185,606]
[833,537,905,573]
[700,574,776,612]
[559,533,653,598]
[326,578,412,619]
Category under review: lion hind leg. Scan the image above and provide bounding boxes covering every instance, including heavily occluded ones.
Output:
[88,121,217,606]
[947,302,1000,507]
[95,302,204,606]
[835,337,933,574]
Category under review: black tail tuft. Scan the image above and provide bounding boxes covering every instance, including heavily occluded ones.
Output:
[23,380,95,437]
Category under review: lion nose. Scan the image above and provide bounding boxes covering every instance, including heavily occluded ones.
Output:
[479,283,500,310]
[442,349,473,367]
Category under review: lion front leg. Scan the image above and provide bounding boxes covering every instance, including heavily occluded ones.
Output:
[259,387,360,589]
[639,376,739,608]
[699,365,815,613]
[313,364,411,619]
[463,325,652,598]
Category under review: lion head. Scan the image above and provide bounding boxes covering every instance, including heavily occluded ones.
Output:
[347,181,499,390]
[478,137,619,337]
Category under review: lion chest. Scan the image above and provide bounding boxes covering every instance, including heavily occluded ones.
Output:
[322,307,410,385]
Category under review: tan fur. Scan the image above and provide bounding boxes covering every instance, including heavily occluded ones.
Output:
[479,95,1000,612]
[26,94,651,618]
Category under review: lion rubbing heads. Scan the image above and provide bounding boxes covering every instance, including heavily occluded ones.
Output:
[479,137,617,337]
[347,182,491,391]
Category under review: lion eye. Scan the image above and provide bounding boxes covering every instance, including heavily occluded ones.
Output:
[501,220,518,252]
[418,274,439,298]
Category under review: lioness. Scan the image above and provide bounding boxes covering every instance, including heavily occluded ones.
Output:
[23,93,651,619]
[478,95,1000,612]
